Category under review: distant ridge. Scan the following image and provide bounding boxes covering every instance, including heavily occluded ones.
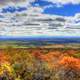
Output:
[0,36,80,44]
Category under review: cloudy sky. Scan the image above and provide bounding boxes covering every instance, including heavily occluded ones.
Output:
[0,0,80,16]
[0,0,80,38]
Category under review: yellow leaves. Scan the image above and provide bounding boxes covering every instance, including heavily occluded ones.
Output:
[2,63,13,73]
[15,78,21,80]
[15,76,21,80]
[0,62,14,76]
[0,68,4,76]
[0,53,14,76]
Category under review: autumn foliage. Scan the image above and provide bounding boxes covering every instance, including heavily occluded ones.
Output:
[0,47,80,80]
[59,56,80,70]
[0,53,10,64]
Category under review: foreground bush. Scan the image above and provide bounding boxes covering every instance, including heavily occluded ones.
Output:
[0,47,80,80]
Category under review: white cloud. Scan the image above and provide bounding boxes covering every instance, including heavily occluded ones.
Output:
[0,0,35,7]
[43,0,80,4]
[0,0,80,37]
[0,11,80,37]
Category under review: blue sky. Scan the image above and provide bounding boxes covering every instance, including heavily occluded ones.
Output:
[32,0,80,16]
[0,0,80,16]
[1,6,27,13]
[43,4,80,16]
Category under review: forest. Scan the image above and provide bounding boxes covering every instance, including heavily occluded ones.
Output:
[0,46,80,80]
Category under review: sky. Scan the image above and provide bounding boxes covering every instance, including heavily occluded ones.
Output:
[0,0,80,16]
[32,0,80,16]
[0,0,80,38]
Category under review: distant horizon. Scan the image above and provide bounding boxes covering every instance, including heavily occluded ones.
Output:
[0,35,80,40]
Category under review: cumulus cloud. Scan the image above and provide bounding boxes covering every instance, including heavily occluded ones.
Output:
[0,10,80,37]
[42,0,80,5]
[0,0,35,7]
[0,0,80,37]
